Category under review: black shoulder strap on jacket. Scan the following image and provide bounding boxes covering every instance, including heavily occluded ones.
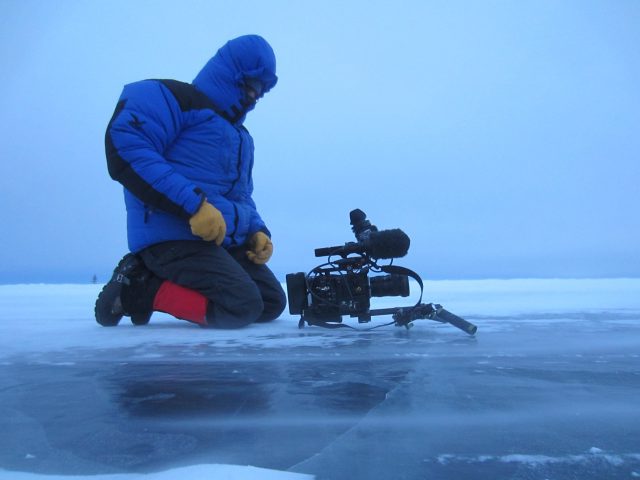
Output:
[158,79,227,119]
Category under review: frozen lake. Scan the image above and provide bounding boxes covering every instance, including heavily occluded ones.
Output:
[1,279,639,479]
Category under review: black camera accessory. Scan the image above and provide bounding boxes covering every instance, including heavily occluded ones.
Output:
[285,209,478,335]
[350,208,378,241]
[314,229,410,259]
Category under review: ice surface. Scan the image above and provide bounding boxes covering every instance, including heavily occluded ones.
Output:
[1,278,638,359]
[1,279,639,480]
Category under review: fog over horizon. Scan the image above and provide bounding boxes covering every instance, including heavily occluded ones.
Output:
[1,0,638,284]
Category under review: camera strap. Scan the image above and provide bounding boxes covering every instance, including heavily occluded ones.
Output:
[379,264,424,306]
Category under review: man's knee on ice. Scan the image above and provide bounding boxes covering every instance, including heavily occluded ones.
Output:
[256,288,286,323]
[207,286,264,328]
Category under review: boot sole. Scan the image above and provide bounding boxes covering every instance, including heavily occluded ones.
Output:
[95,282,123,326]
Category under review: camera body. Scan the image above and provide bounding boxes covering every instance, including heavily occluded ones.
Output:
[286,269,370,323]
[286,209,410,324]
[286,261,410,323]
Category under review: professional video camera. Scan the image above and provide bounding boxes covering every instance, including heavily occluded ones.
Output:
[286,209,477,335]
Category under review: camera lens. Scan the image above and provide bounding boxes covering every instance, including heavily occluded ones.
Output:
[370,274,410,297]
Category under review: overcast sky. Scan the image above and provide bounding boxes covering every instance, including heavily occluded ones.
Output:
[0,0,638,283]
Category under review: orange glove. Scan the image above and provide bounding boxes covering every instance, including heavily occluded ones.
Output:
[189,201,226,245]
[246,231,273,264]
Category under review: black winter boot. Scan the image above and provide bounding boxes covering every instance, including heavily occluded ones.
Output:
[95,253,154,326]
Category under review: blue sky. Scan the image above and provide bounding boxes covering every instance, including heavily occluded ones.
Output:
[0,0,638,283]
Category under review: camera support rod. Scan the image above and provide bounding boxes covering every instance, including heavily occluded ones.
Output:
[386,304,478,335]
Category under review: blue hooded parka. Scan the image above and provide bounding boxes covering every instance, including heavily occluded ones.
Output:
[105,35,278,253]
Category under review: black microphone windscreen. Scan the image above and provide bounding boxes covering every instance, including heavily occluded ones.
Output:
[366,229,410,259]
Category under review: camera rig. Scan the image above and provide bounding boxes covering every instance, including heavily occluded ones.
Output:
[285,209,478,335]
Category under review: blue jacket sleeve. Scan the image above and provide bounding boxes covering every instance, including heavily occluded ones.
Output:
[105,80,204,219]
[245,174,271,238]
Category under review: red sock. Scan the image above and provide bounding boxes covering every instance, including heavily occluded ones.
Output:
[152,281,208,326]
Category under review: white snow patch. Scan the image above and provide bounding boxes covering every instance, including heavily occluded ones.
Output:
[433,448,638,467]
[0,464,313,479]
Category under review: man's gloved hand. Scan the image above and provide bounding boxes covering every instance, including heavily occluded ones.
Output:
[189,201,226,245]
[246,231,273,264]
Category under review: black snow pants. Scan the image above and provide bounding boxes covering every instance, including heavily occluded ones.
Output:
[139,240,287,329]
